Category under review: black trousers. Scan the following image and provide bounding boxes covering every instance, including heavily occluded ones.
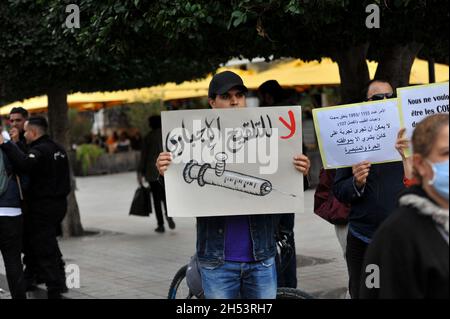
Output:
[276,213,297,289]
[23,235,65,286]
[345,231,368,299]
[22,196,66,289]
[27,199,67,298]
[149,181,170,227]
[0,215,26,299]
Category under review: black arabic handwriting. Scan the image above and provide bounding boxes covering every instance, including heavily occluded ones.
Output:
[165,115,274,157]
[344,143,381,155]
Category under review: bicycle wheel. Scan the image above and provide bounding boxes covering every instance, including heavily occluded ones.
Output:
[276,287,314,299]
[168,265,194,299]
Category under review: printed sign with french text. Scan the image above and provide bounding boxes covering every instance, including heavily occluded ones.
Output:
[398,82,449,139]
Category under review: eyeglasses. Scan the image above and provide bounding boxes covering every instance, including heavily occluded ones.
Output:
[367,93,396,101]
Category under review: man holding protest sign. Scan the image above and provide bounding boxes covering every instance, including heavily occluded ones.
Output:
[333,79,406,299]
[157,71,310,299]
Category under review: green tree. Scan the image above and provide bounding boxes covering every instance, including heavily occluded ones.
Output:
[1,0,448,235]
[0,0,224,235]
[125,101,164,136]
[75,0,448,103]
[68,109,94,145]
[0,2,138,235]
[0,1,88,236]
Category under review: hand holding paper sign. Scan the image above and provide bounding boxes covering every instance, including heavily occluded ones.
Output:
[395,128,413,180]
[352,161,371,189]
[293,154,310,175]
[157,152,172,176]
[395,128,409,159]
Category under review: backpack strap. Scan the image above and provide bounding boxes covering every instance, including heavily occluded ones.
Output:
[15,175,24,201]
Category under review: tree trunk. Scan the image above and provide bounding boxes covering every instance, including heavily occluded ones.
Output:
[428,58,435,83]
[374,42,424,89]
[332,43,371,104]
[47,88,84,237]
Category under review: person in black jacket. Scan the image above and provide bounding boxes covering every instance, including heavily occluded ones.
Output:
[257,80,310,289]
[8,107,39,290]
[0,116,71,299]
[0,149,27,299]
[333,80,406,299]
[138,115,175,233]
[360,113,449,299]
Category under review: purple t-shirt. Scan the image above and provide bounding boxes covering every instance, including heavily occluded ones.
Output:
[224,216,255,262]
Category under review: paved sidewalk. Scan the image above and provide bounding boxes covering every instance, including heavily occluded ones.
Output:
[0,172,348,299]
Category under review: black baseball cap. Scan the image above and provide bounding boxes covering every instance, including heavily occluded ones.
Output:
[208,71,248,98]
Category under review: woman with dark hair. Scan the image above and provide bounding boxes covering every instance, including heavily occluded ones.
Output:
[334,79,406,299]
[360,113,449,299]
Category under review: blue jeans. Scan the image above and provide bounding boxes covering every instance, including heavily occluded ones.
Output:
[199,257,277,299]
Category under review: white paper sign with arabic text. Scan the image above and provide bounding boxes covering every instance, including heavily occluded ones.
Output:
[162,106,304,217]
[313,100,402,169]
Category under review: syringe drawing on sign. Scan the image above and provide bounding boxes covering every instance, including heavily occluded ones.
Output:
[183,153,272,196]
[183,152,298,198]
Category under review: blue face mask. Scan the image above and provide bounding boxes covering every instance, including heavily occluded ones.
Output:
[427,159,449,200]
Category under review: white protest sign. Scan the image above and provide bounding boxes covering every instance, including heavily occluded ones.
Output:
[398,82,449,139]
[313,100,402,169]
[161,106,304,217]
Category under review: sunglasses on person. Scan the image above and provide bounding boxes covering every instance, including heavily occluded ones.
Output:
[367,93,396,101]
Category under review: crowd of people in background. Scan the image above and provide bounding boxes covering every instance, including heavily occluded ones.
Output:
[80,130,142,154]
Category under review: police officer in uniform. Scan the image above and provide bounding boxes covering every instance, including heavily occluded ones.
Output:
[9,108,68,293]
[0,116,71,299]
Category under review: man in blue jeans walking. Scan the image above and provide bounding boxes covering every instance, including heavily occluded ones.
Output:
[157,71,310,299]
